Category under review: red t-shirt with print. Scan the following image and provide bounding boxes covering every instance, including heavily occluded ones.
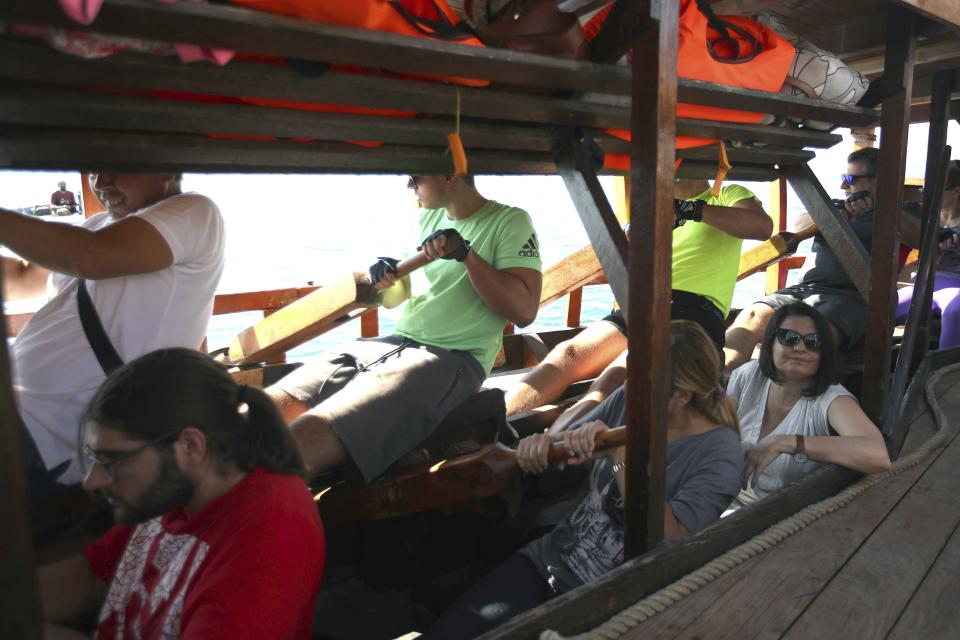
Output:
[84,468,325,640]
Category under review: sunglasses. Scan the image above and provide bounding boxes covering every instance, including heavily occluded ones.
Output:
[841,173,875,186]
[775,328,822,352]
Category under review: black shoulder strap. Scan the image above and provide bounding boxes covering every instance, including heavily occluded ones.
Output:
[76,279,124,375]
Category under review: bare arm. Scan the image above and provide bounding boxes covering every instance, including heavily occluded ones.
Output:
[39,553,106,624]
[548,350,627,435]
[745,395,891,486]
[1,255,50,301]
[462,253,542,327]
[0,207,172,280]
[792,212,814,232]
[700,196,772,241]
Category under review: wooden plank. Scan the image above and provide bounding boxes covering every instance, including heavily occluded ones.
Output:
[212,287,318,315]
[893,0,960,30]
[784,417,960,638]
[862,4,916,426]
[765,178,789,293]
[0,282,43,638]
[1,0,626,96]
[539,245,604,308]
[887,515,960,638]
[674,118,842,149]
[555,136,631,310]
[736,225,818,281]
[624,0,677,558]
[0,129,560,175]
[782,163,871,300]
[228,272,375,364]
[619,427,949,639]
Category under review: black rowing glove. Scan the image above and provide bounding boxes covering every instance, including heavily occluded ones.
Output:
[369,257,400,285]
[674,199,705,229]
[419,228,471,262]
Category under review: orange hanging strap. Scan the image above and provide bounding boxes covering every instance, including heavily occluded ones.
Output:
[711,141,731,197]
[448,88,468,176]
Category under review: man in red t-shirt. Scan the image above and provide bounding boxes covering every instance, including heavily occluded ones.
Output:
[37,348,326,639]
[50,181,77,213]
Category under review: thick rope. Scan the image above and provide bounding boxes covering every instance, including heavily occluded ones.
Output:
[541,363,960,640]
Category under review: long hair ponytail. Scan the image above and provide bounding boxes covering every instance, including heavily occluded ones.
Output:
[671,321,740,434]
[82,348,304,476]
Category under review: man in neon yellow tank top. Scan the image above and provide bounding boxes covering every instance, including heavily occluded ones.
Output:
[506,179,770,428]
[267,175,543,483]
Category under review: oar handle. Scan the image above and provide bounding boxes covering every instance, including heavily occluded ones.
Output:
[391,233,469,279]
[542,425,627,465]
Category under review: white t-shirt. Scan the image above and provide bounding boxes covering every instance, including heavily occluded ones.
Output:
[12,193,225,483]
[728,360,853,498]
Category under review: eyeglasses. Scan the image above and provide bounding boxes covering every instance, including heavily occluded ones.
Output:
[841,174,875,186]
[408,175,423,186]
[83,431,180,481]
[775,328,822,352]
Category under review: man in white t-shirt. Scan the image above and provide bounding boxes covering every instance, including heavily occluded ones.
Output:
[0,173,225,491]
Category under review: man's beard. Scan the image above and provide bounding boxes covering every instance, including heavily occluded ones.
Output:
[108,453,196,526]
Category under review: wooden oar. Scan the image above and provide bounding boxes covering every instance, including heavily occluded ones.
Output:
[318,425,625,528]
[227,242,454,364]
[736,224,817,281]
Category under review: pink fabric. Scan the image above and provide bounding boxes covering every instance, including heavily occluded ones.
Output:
[53,0,234,65]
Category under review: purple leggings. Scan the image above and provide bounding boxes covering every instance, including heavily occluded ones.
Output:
[896,274,960,349]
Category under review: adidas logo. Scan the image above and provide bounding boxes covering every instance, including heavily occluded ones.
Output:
[519,234,540,258]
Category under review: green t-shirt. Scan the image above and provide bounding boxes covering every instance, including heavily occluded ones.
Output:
[672,183,759,317]
[395,200,542,373]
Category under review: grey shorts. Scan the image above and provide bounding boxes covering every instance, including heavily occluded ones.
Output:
[275,335,485,482]
[757,284,867,347]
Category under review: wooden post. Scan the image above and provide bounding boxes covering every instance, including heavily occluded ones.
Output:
[0,278,43,639]
[765,178,789,294]
[914,69,957,364]
[862,4,916,425]
[566,287,583,327]
[624,0,677,558]
[360,308,379,338]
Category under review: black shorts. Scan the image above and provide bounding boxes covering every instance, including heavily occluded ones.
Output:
[603,289,725,349]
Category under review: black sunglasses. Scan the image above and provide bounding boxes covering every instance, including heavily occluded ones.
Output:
[775,328,822,352]
[841,173,875,186]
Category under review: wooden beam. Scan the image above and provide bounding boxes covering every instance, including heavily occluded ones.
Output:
[539,245,604,308]
[212,287,318,315]
[624,0,677,559]
[0,281,43,639]
[851,38,960,76]
[555,135,631,310]
[863,4,917,427]
[765,178,790,293]
[909,97,960,122]
[737,225,818,281]
[0,0,625,96]
[892,0,960,31]
[782,164,871,300]
[590,0,652,64]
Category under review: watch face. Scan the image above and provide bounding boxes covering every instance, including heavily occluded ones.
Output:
[793,451,809,464]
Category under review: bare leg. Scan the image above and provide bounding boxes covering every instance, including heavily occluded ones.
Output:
[288,411,349,480]
[267,387,311,424]
[548,350,628,434]
[724,303,776,371]
[505,322,627,416]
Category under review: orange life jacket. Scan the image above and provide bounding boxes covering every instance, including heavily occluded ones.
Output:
[593,0,796,171]
[228,0,489,86]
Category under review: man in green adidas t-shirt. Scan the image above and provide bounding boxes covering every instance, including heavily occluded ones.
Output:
[268,175,543,483]
[505,179,770,429]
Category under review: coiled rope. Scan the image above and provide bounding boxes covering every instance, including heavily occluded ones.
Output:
[540,362,960,640]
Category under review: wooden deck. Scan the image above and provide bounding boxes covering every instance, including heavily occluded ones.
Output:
[613,365,960,640]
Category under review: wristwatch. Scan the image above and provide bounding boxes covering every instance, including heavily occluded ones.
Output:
[792,434,809,464]
[611,459,626,474]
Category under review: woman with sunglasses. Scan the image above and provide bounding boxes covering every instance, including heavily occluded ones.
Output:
[728,303,890,506]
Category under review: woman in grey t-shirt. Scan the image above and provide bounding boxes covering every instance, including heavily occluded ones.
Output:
[729,303,891,506]
[423,322,742,640]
